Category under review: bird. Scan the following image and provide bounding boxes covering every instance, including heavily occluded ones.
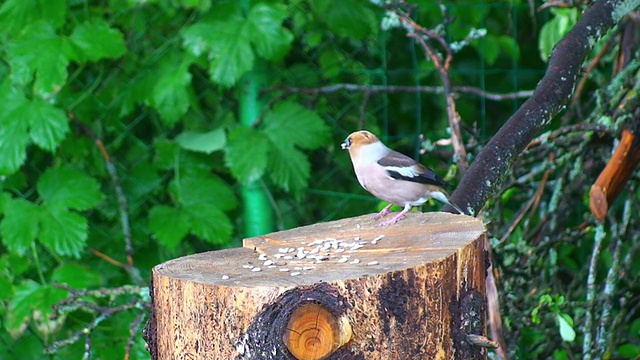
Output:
[341,130,463,226]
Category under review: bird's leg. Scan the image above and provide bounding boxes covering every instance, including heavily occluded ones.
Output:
[371,204,394,220]
[377,204,411,226]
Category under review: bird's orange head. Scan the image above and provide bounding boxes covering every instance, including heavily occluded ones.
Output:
[340,130,380,155]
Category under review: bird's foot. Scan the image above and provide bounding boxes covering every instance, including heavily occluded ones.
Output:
[371,205,394,220]
[377,213,406,226]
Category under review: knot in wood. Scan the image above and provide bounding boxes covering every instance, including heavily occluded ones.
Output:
[283,302,352,360]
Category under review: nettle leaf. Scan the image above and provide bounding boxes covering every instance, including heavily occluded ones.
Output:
[267,141,310,195]
[184,204,232,246]
[8,21,72,95]
[70,19,127,62]
[176,175,237,212]
[37,167,103,210]
[208,19,254,87]
[312,0,377,40]
[0,81,29,174]
[247,3,293,61]
[263,101,330,150]
[182,10,254,87]
[52,263,102,289]
[150,59,193,125]
[149,205,190,248]
[0,0,67,35]
[39,205,88,258]
[23,99,70,151]
[0,198,40,255]
[176,128,226,154]
[224,127,269,183]
[6,280,67,337]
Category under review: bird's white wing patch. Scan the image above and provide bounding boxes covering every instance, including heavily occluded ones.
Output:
[382,164,422,179]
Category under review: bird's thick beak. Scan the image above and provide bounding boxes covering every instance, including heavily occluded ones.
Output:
[340,138,351,150]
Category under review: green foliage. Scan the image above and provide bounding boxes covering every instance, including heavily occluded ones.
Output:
[3,0,630,359]
[539,8,578,61]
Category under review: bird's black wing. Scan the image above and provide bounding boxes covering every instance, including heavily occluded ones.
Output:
[377,150,449,187]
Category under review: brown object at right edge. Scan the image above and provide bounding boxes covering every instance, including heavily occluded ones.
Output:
[145,212,488,359]
[590,128,640,221]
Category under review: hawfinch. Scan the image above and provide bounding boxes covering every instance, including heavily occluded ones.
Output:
[341,130,463,226]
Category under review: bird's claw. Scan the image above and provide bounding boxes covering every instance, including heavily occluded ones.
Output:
[371,206,394,220]
[377,214,406,226]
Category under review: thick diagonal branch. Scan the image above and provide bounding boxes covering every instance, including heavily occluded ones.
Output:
[448,0,640,215]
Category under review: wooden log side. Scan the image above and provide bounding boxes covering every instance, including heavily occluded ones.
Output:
[147,212,487,360]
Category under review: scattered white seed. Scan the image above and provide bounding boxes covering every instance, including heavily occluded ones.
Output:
[372,234,385,242]
[263,260,274,266]
[302,266,314,270]
[279,268,290,272]
[258,254,267,260]
[290,272,301,276]
[335,248,345,253]
[367,261,379,266]
[268,265,277,269]
[354,236,361,241]
[242,264,254,269]
[279,248,288,253]
[294,267,302,271]
[287,248,295,253]
[308,247,320,254]
[221,275,229,280]
[251,267,262,272]
[350,259,360,264]
[274,253,285,259]
[338,257,348,263]
[284,255,293,260]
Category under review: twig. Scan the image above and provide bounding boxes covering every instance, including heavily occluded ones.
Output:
[68,113,143,285]
[125,311,146,360]
[269,84,533,101]
[582,223,606,360]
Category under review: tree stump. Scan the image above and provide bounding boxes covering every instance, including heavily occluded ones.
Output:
[145,212,488,359]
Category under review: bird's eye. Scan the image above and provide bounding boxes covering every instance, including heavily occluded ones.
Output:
[346,137,352,147]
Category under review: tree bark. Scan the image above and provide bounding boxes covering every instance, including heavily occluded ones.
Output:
[145,212,488,359]
[449,0,640,216]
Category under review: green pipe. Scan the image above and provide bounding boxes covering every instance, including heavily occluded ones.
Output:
[238,61,274,238]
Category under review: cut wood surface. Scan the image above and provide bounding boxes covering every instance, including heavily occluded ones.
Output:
[147,212,488,360]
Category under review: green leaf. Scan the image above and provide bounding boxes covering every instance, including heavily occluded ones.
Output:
[149,205,190,248]
[538,8,578,61]
[39,205,88,258]
[183,204,232,245]
[37,167,103,210]
[0,82,29,174]
[23,99,69,151]
[268,141,310,195]
[312,0,377,40]
[0,274,13,301]
[0,0,67,35]
[480,34,500,65]
[176,128,226,154]
[498,35,520,61]
[263,101,330,150]
[8,21,72,95]
[182,13,254,87]
[0,199,40,255]
[176,175,237,212]
[224,127,269,183]
[6,280,41,335]
[556,313,576,342]
[247,3,293,60]
[52,263,102,289]
[6,280,67,337]
[150,59,193,125]
[70,19,127,62]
